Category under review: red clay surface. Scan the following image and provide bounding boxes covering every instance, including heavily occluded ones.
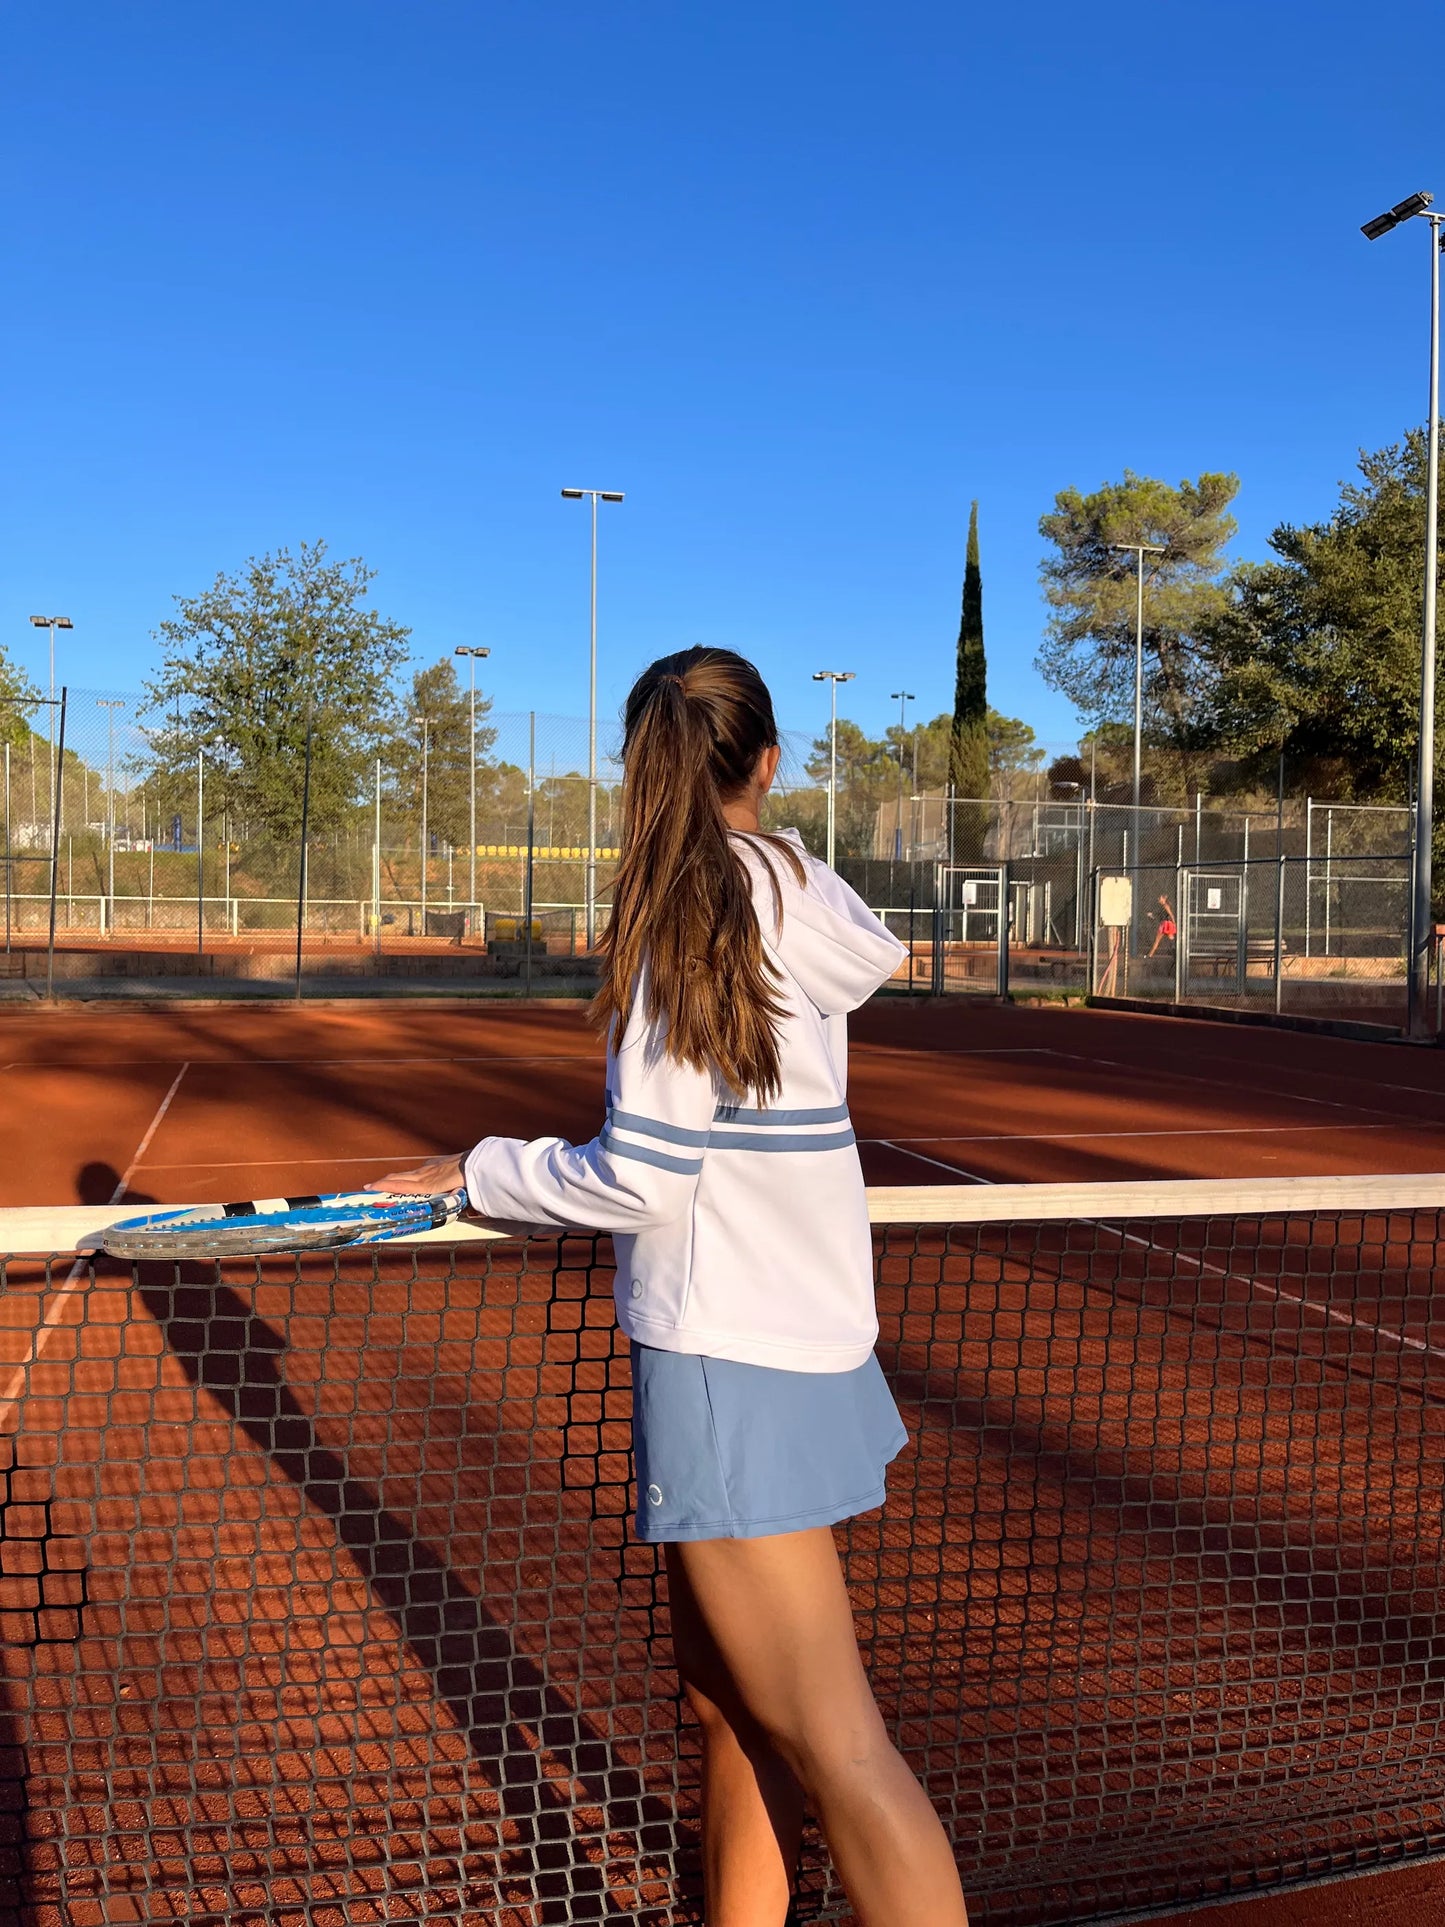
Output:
[6,996,1445,1211]
[5,997,1445,1926]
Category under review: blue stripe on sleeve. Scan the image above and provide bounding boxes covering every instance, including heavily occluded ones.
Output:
[706,1127,858,1154]
[600,1126,705,1176]
[713,1102,852,1126]
[608,1108,713,1148]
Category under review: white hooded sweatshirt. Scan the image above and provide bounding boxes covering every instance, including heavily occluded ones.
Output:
[462,829,907,1373]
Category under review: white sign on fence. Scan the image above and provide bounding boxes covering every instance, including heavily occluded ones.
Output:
[1098,876,1133,928]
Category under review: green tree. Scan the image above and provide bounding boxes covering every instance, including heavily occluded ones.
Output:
[1206,431,1437,800]
[1037,470,1239,780]
[388,657,499,847]
[0,645,39,749]
[142,542,410,839]
[987,707,1043,788]
[0,648,44,833]
[950,501,989,797]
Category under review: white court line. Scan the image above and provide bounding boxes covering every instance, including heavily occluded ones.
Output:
[869,1121,1421,1147]
[138,1151,468,1171]
[1034,1046,1445,1130]
[874,1139,993,1184]
[2,1052,603,1072]
[870,1137,1445,1366]
[0,1062,191,1423]
[851,1046,1055,1056]
[138,1115,1412,1173]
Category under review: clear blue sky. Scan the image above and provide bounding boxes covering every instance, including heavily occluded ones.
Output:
[1,1,1439,753]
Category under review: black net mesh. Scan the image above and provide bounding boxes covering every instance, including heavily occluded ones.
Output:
[2,1205,1444,1923]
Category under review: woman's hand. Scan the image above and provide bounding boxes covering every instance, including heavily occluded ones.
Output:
[366,1154,467,1196]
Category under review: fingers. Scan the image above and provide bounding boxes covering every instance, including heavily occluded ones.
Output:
[365,1156,466,1195]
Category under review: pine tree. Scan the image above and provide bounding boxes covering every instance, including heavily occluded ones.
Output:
[949,501,989,798]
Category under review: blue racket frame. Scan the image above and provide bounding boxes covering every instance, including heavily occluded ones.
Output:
[100,1189,471,1260]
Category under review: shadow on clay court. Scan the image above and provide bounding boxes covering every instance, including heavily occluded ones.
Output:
[133,1269,697,1919]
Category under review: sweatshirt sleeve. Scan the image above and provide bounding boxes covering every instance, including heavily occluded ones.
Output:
[462,989,717,1232]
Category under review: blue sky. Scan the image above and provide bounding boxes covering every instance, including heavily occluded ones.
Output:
[1,1,1439,754]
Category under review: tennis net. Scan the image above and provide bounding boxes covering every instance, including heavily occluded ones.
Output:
[3,1176,1444,1925]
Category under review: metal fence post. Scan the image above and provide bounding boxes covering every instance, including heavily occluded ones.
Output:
[997,861,1010,1001]
[524,712,536,999]
[45,689,67,1000]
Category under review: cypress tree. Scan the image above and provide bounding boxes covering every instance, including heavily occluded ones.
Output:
[949,500,989,798]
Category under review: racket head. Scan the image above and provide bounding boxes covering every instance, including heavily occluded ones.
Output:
[100,1189,468,1261]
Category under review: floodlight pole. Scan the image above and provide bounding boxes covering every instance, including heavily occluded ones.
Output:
[1362,192,1442,1037]
[562,487,625,949]
[454,646,491,923]
[98,700,125,931]
[812,670,855,868]
[1110,544,1166,825]
[890,691,915,861]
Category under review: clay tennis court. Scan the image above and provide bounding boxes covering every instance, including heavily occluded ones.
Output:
[4,998,1445,1924]
[6,997,1445,1211]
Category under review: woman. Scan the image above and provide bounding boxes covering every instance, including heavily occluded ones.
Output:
[376,647,969,1926]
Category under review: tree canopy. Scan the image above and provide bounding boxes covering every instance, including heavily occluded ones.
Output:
[0,645,40,751]
[1204,431,1438,800]
[1037,470,1239,780]
[804,706,1040,855]
[388,657,499,845]
[142,542,411,838]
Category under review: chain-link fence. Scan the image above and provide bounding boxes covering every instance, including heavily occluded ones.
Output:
[0,693,829,992]
[0,689,1418,1025]
[1089,854,1411,1028]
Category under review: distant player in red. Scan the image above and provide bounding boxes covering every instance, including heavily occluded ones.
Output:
[1148,894,1177,958]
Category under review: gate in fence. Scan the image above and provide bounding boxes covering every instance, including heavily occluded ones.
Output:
[931,865,1008,997]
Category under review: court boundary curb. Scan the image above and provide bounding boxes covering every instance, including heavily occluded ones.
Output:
[1086,993,1413,1046]
[1105,1840,1445,1924]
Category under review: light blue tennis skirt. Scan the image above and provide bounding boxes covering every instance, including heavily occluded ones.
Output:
[630,1341,909,1543]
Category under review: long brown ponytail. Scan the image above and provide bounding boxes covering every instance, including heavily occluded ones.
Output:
[593,647,804,1100]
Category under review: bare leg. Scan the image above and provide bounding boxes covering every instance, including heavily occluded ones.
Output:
[669,1528,968,1927]
[665,1543,805,1925]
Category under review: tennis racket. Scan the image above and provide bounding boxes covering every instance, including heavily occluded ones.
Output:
[99,1189,470,1261]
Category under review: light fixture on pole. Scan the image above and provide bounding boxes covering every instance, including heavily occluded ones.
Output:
[561,486,625,949]
[1110,544,1166,825]
[889,691,915,861]
[812,671,855,868]
[97,699,125,925]
[454,646,491,923]
[1362,188,1442,1038]
[29,616,73,800]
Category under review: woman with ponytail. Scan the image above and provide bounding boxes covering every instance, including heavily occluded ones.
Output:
[378,648,969,1925]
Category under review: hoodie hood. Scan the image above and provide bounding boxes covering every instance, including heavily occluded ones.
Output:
[733,828,907,1017]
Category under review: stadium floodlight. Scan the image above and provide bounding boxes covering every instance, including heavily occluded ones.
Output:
[454,646,492,914]
[1361,190,1443,1036]
[29,616,73,798]
[1361,191,1434,241]
[812,670,856,868]
[560,487,626,949]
